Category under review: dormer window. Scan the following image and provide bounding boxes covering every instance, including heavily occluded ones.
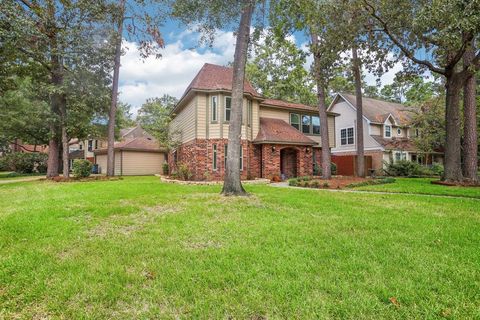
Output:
[384,125,392,138]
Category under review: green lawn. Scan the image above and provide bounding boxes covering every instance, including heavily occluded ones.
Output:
[353,177,480,199]
[0,171,45,180]
[0,177,479,319]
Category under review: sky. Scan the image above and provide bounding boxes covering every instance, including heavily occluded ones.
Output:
[118,19,404,114]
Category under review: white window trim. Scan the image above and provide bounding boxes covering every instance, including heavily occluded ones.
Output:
[396,128,402,136]
[224,96,231,122]
[290,113,300,130]
[212,144,218,171]
[384,124,392,138]
[340,126,355,146]
[211,96,218,122]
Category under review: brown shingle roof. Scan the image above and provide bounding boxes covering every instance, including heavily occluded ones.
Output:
[371,135,418,152]
[261,98,317,112]
[253,117,316,145]
[94,137,166,154]
[339,93,414,125]
[181,63,260,98]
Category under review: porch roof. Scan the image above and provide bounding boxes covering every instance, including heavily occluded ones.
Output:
[253,117,317,145]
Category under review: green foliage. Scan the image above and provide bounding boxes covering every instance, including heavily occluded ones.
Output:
[317,162,337,176]
[162,163,169,175]
[247,31,316,105]
[0,153,48,174]
[137,96,179,149]
[346,177,396,188]
[173,162,193,181]
[410,97,445,154]
[384,160,438,177]
[430,163,444,177]
[72,160,93,178]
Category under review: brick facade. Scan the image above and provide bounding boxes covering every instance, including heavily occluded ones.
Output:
[169,139,316,181]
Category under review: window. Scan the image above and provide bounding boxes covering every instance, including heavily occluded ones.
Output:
[290,113,300,130]
[385,125,392,138]
[240,146,243,171]
[312,116,320,135]
[224,144,243,170]
[224,97,231,121]
[415,128,420,137]
[213,144,218,170]
[88,140,93,152]
[94,140,98,150]
[395,151,407,161]
[247,100,253,127]
[211,96,218,122]
[397,128,402,136]
[302,115,311,134]
[79,143,83,150]
[340,127,354,145]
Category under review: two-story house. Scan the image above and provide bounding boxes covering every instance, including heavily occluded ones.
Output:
[169,63,337,181]
[327,93,444,174]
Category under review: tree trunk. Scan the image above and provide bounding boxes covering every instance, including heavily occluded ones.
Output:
[221,1,254,196]
[310,31,331,179]
[107,0,126,177]
[443,74,463,182]
[462,42,478,183]
[352,45,365,177]
[46,132,59,178]
[59,96,69,178]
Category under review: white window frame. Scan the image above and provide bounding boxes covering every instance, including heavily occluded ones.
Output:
[301,115,311,134]
[211,96,218,122]
[396,128,402,136]
[290,113,300,130]
[340,127,355,146]
[224,96,232,122]
[311,115,320,135]
[212,144,218,170]
[384,125,392,138]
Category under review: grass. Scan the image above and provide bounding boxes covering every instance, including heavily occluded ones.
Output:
[0,177,479,319]
[353,177,480,199]
[0,171,44,180]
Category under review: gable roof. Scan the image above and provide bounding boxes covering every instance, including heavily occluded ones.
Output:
[334,93,414,126]
[94,137,166,154]
[181,63,260,98]
[253,117,316,145]
[371,135,418,152]
[261,98,339,116]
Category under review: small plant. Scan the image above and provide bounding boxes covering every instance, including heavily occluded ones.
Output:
[72,159,93,178]
[430,163,444,176]
[288,178,298,186]
[322,182,330,188]
[162,163,169,175]
[310,180,320,188]
[203,171,211,181]
[176,162,193,181]
[346,177,396,188]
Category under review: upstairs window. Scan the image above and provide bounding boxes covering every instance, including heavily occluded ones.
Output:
[302,115,311,134]
[340,127,354,145]
[384,125,392,138]
[88,140,93,152]
[211,96,218,122]
[397,128,402,136]
[224,97,231,122]
[290,113,300,130]
[312,116,320,135]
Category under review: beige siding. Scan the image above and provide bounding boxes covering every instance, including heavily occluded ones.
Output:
[121,151,165,175]
[259,106,289,122]
[303,115,335,147]
[96,151,165,176]
[170,96,196,143]
[251,100,260,139]
[370,124,382,135]
[95,152,121,176]
[196,94,207,139]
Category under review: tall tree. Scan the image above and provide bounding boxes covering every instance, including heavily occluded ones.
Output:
[364,0,480,183]
[351,45,365,177]
[106,0,165,176]
[463,41,478,183]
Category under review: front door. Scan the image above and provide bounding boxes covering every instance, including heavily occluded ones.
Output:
[280,148,297,179]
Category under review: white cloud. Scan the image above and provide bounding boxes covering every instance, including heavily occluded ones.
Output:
[118,30,236,113]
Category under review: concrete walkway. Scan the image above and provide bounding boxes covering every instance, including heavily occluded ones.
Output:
[269,182,480,201]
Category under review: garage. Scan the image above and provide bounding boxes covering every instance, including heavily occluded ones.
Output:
[94,137,167,176]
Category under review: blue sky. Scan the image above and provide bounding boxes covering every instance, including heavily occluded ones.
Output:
[118,17,403,113]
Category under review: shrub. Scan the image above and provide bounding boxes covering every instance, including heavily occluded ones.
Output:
[176,162,193,181]
[313,163,321,176]
[0,152,48,173]
[384,160,427,177]
[310,180,320,188]
[288,178,298,186]
[316,163,337,176]
[430,163,444,176]
[72,159,93,178]
[162,163,169,175]
[322,182,330,188]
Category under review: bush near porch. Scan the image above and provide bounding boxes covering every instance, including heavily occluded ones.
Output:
[288,176,395,189]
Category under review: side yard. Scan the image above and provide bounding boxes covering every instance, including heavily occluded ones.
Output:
[0,177,479,319]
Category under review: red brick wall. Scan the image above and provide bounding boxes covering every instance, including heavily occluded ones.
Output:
[261,144,313,180]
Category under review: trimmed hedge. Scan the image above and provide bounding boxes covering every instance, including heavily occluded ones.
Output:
[72,159,93,178]
[384,160,443,177]
[346,177,396,188]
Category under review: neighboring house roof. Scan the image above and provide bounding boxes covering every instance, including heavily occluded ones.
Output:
[261,98,339,116]
[371,135,418,152]
[334,93,415,125]
[69,149,85,159]
[120,125,153,140]
[181,63,261,99]
[253,117,316,145]
[94,137,166,154]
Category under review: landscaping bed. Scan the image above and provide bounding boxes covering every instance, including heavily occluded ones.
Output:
[288,176,395,189]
